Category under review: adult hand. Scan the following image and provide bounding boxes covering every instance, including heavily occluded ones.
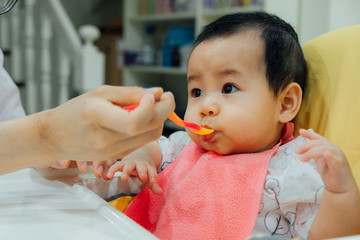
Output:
[42,85,175,162]
[33,160,72,172]
[0,86,175,175]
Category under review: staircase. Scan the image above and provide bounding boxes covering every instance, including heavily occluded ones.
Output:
[0,0,105,114]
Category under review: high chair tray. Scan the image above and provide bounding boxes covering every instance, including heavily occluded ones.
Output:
[0,168,157,240]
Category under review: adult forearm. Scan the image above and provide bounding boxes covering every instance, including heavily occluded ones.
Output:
[0,86,175,176]
[0,111,57,175]
[309,188,360,239]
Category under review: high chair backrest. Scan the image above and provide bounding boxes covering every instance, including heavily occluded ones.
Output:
[294,25,360,189]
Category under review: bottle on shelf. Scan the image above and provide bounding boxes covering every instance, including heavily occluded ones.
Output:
[171,46,180,67]
[142,25,155,65]
[162,26,194,67]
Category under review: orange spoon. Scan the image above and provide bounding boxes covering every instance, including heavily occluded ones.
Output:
[168,112,214,135]
[123,104,214,135]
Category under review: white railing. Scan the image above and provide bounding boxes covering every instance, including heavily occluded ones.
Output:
[0,0,105,114]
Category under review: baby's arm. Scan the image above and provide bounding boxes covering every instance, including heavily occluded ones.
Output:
[106,141,163,194]
[296,129,360,239]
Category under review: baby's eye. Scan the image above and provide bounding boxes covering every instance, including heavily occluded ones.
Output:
[191,88,203,98]
[222,83,238,94]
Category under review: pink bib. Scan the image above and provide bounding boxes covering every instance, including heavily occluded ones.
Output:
[125,123,294,239]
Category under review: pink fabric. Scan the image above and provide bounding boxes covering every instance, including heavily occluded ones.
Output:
[125,123,294,239]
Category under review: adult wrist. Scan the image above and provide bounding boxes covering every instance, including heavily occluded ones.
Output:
[32,109,61,162]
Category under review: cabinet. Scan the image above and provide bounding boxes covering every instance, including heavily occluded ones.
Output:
[121,0,304,131]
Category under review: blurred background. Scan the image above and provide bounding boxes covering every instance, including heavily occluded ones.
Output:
[0,0,359,134]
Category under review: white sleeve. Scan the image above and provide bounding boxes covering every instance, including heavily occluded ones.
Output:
[276,137,324,239]
[0,49,26,121]
[254,136,324,239]
[157,131,191,172]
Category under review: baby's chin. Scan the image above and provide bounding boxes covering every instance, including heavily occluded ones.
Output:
[198,141,274,155]
[188,131,276,155]
[196,141,234,155]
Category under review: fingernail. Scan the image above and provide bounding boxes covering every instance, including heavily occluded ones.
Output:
[58,160,68,166]
[145,87,161,93]
[142,93,155,104]
[82,161,87,170]
[97,165,103,175]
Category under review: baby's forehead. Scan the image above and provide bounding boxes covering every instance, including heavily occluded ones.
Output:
[193,30,266,65]
[195,29,265,54]
[188,30,268,78]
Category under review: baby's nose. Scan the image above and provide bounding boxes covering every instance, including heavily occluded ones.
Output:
[200,96,219,117]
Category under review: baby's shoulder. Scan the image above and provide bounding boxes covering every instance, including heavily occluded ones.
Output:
[269,135,317,173]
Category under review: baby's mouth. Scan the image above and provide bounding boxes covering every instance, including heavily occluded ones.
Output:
[201,124,213,130]
[200,125,216,142]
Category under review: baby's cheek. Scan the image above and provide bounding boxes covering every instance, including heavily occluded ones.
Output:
[186,129,199,144]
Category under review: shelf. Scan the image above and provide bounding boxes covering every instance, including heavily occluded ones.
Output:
[125,65,187,75]
[131,5,264,22]
[131,11,195,23]
[202,5,264,18]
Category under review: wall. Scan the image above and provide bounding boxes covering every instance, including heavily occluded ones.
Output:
[300,0,360,44]
[60,0,359,45]
[60,0,122,29]
[328,0,360,32]
[265,0,359,45]
[299,0,329,45]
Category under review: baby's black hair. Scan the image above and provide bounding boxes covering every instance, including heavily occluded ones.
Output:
[194,11,307,97]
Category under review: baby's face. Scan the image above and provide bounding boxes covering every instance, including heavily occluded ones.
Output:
[185,31,284,155]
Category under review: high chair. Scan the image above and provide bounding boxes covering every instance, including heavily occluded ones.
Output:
[293,24,360,192]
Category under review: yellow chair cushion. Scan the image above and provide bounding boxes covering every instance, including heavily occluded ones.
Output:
[109,196,134,212]
[294,25,360,189]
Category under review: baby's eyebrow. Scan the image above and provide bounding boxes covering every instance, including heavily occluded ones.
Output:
[218,69,241,77]
[187,74,199,83]
[218,69,247,84]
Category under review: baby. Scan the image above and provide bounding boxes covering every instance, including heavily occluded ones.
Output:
[107,12,360,239]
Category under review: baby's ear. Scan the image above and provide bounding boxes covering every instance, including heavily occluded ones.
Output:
[278,82,302,123]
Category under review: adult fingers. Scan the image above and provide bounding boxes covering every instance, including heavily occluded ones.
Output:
[90,85,162,107]
[117,91,174,133]
[34,160,70,172]
[92,93,154,134]
[94,91,174,135]
[92,161,103,178]
[151,91,175,124]
[47,160,71,170]
[76,161,88,172]
[53,160,71,169]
